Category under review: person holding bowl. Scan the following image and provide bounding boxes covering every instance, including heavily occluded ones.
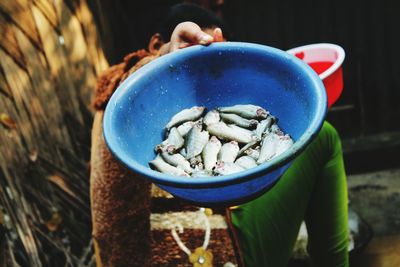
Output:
[91,4,349,267]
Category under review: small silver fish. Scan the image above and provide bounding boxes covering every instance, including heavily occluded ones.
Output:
[218,141,239,163]
[227,124,258,141]
[151,104,291,178]
[275,134,294,157]
[207,121,255,143]
[149,154,190,177]
[220,113,258,128]
[235,156,258,169]
[237,139,260,157]
[179,147,187,158]
[203,110,220,126]
[202,136,222,171]
[270,123,283,136]
[167,127,185,151]
[218,104,268,119]
[190,155,203,168]
[176,121,195,137]
[165,106,205,130]
[195,162,204,170]
[185,124,209,159]
[245,148,260,160]
[161,151,193,174]
[155,140,168,153]
[254,116,276,139]
[257,132,279,164]
[192,168,212,177]
[156,127,184,153]
[213,161,245,176]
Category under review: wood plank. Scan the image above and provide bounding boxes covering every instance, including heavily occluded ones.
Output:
[53,0,97,110]
[0,15,26,69]
[0,91,44,267]
[31,5,84,124]
[13,26,73,150]
[0,49,40,152]
[32,0,59,28]
[74,0,109,76]
[0,0,42,50]
[0,64,12,98]
[0,96,26,166]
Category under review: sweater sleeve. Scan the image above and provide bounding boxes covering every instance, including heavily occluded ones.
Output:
[90,50,159,267]
[93,49,158,110]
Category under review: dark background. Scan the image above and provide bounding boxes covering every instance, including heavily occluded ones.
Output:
[90,0,400,173]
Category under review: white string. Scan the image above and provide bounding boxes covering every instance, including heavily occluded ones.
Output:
[171,223,192,256]
[171,208,212,257]
[200,209,211,250]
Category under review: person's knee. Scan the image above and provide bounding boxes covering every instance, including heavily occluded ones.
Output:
[318,121,343,157]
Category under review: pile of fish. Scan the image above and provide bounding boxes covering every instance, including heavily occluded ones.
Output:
[149,104,294,177]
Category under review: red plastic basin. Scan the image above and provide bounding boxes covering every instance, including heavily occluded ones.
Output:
[287,43,345,108]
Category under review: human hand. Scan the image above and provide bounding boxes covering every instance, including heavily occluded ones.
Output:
[159,21,224,55]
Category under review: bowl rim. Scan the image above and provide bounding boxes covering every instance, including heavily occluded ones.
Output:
[103,42,327,189]
[286,43,345,80]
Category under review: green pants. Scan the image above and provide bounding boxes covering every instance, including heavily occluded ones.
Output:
[231,122,349,267]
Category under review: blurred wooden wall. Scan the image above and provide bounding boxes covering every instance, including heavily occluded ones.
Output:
[0,0,107,265]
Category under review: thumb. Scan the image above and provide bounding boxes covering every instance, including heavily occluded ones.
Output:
[170,22,213,51]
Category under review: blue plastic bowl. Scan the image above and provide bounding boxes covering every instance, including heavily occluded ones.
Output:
[103,42,327,206]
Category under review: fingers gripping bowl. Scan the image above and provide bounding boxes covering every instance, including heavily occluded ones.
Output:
[103,42,327,206]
